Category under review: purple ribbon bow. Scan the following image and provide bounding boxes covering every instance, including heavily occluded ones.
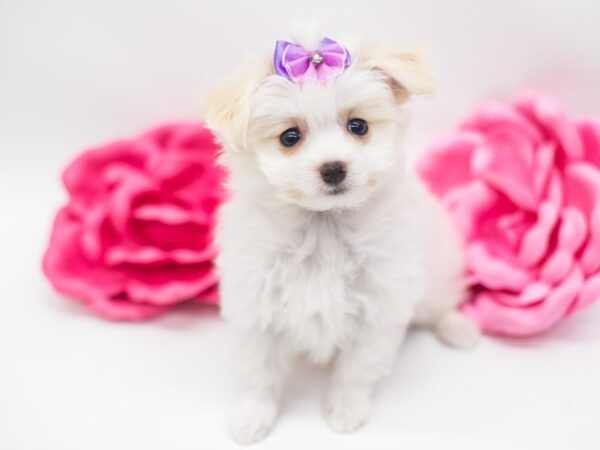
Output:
[274,37,351,83]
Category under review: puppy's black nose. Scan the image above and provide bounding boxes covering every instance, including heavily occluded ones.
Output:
[319,161,347,186]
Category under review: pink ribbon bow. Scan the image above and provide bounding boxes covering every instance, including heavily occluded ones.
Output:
[274,37,351,83]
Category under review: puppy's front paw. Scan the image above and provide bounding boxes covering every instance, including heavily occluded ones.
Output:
[435,311,481,350]
[325,387,371,433]
[227,397,277,445]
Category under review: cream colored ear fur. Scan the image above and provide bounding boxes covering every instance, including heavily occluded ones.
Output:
[359,43,435,101]
[204,56,272,151]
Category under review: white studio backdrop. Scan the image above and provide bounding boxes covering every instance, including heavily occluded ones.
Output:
[1,1,600,449]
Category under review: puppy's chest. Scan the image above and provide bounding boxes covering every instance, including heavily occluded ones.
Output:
[265,217,365,359]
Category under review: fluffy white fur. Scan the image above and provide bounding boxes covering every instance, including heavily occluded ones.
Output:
[205,25,480,445]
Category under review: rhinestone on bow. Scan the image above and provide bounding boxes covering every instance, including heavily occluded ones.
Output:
[310,51,324,65]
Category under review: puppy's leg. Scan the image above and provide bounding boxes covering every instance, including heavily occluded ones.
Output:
[411,174,481,349]
[325,324,407,433]
[228,330,292,445]
[434,309,480,349]
[414,288,480,350]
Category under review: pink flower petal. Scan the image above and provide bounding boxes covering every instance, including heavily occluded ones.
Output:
[516,93,584,161]
[539,207,587,285]
[539,253,573,286]
[578,118,600,167]
[129,218,211,252]
[105,245,217,266]
[556,207,588,251]
[577,272,600,311]
[583,206,600,275]
[124,265,219,305]
[193,284,220,305]
[495,211,532,252]
[417,131,481,197]
[63,141,149,212]
[133,203,209,226]
[467,241,532,291]
[462,102,544,147]
[472,131,538,210]
[78,206,107,261]
[444,181,502,239]
[106,167,157,232]
[463,265,584,336]
[85,292,170,321]
[532,143,555,198]
[564,163,600,274]
[518,200,559,267]
[493,281,551,307]
[43,209,124,297]
[163,123,220,156]
[43,208,171,321]
[545,169,564,207]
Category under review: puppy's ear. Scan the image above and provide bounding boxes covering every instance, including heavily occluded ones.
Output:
[361,44,435,102]
[204,57,272,151]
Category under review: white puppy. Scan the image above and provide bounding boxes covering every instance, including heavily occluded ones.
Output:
[205,24,480,445]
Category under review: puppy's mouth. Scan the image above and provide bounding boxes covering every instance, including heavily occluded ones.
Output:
[326,186,348,196]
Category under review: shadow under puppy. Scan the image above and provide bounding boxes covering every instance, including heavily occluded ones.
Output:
[204,23,480,445]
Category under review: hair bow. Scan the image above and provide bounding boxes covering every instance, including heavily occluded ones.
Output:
[274,37,351,84]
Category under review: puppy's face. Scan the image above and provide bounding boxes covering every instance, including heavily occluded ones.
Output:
[248,70,402,210]
[205,42,434,211]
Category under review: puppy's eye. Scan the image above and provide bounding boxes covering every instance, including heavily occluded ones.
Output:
[347,118,368,136]
[279,127,301,147]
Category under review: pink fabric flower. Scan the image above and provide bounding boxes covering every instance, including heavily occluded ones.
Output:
[43,123,226,320]
[419,93,600,336]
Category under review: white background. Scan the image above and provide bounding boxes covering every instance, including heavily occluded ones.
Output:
[2,1,600,449]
